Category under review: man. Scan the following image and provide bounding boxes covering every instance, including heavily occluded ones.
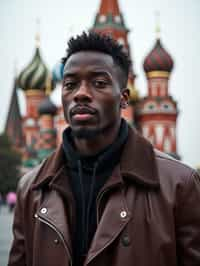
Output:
[8,32,200,266]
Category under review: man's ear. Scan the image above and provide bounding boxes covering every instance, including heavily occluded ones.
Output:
[120,88,130,109]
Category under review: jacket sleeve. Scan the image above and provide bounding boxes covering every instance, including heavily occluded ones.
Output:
[176,170,200,266]
[8,183,26,266]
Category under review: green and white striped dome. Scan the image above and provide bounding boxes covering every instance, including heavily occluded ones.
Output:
[17,47,53,93]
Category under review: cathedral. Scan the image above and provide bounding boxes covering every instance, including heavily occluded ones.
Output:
[5,0,179,172]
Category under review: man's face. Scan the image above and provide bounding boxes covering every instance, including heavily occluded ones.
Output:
[62,51,126,139]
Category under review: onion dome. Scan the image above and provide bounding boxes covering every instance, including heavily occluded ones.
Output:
[143,39,174,73]
[52,61,64,83]
[38,96,57,116]
[17,47,53,93]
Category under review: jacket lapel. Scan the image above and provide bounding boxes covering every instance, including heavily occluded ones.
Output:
[86,166,132,265]
[36,188,72,256]
[32,152,74,257]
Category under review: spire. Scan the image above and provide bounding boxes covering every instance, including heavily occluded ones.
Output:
[99,0,120,16]
[93,0,128,32]
[155,11,161,40]
[5,63,24,148]
[35,18,40,48]
[13,59,19,88]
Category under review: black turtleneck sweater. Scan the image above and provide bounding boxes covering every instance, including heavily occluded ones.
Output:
[62,119,128,266]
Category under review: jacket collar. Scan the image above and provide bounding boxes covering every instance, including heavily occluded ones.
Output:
[32,125,159,190]
[120,126,159,187]
[31,146,67,190]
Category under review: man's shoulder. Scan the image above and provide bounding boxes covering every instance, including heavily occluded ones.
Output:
[18,145,65,197]
[154,149,197,184]
[18,161,45,196]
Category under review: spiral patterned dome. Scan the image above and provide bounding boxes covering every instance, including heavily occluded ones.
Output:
[18,47,53,92]
[38,96,57,116]
[52,61,64,83]
[143,39,174,73]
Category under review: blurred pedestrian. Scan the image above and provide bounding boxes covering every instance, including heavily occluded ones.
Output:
[6,191,16,212]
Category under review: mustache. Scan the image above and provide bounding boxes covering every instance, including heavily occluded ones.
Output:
[70,105,97,116]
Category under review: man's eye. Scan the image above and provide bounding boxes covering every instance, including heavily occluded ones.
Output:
[63,82,77,90]
[93,80,107,88]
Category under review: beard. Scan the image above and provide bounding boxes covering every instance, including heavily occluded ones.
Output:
[71,121,116,140]
[71,127,104,139]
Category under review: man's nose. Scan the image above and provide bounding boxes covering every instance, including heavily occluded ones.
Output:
[74,81,92,102]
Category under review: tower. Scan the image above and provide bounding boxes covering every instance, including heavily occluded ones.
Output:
[37,96,57,161]
[135,25,179,158]
[17,29,53,159]
[91,0,139,123]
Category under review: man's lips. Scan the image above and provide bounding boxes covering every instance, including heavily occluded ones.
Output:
[71,106,97,115]
[73,113,94,121]
[70,106,97,121]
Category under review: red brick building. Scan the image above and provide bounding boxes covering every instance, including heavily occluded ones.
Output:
[5,0,179,170]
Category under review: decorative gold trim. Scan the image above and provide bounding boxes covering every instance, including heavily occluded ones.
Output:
[25,90,45,96]
[146,71,170,78]
[45,74,52,96]
[39,114,53,119]
[127,82,140,101]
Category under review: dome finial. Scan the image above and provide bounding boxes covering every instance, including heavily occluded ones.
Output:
[35,18,40,48]
[155,10,161,40]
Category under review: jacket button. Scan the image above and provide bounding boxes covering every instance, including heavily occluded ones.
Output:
[120,211,127,219]
[54,239,59,244]
[121,235,130,246]
[41,208,47,214]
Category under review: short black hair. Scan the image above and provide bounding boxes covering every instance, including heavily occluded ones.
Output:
[62,31,131,88]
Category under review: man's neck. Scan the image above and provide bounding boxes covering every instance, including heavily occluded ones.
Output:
[73,122,121,156]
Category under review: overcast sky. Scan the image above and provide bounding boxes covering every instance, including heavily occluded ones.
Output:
[0,0,200,167]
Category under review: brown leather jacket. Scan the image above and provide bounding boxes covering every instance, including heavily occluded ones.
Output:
[8,127,200,266]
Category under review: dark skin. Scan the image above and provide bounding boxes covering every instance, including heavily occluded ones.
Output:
[62,51,129,156]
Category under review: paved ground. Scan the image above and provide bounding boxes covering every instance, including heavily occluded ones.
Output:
[0,205,13,266]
